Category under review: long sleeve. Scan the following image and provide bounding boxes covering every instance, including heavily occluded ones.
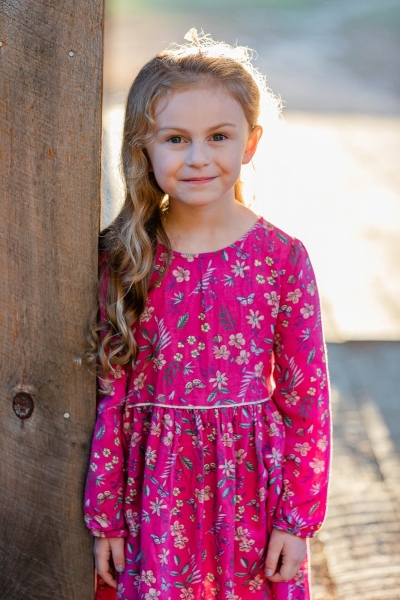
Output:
[271,237,331,538]
[83,265,130,538]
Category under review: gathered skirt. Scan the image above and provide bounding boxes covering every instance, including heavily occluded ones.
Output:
[95,400,310,600]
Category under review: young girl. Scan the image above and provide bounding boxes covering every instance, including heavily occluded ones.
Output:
[84,29,331,600]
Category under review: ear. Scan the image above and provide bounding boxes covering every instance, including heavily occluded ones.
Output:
[242,125,263,165]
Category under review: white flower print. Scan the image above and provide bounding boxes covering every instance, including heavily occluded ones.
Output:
[219,459,235,477]
[145,447,157,465]
[254,362,263,378]
[266,448,282,467]
[209,370,228,389]
[300,303,314,319]
[231,260,250,278]
[246,309,264,329]
[158,548,169,565]
[149,496,167,516]
[228,333,245,348]
[173,266,190,282]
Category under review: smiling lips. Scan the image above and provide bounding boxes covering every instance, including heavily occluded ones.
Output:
[181,177,217,184]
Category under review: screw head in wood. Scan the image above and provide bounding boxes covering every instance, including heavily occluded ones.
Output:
[68,50,75,57]
[13,392,34,419]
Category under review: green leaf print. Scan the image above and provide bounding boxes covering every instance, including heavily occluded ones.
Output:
[222,487,231,499]
[218,306,236,330]
[284,415,293,428]
[221,249,229,261]
[96,425,105,439]
[174,582,185,589]
[164,361,181,385]
[276,231,289,244]
[181,562,189,575]
[146,384,155,395]
[240,557,249,569]
[170,571,181,577]
[174,554,181,566]
[177,312,189,329]
[181,456,193,470]
[207,390,217,403]
[246,461,256,472]
[308,501,320,515]
[307,347,316,364]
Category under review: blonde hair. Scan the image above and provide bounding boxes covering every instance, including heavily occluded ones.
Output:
[85,29,281,378]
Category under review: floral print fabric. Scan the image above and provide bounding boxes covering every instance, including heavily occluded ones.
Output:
[84,217,331,600]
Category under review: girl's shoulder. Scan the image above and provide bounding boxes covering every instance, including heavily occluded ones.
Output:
[256,217,306,266]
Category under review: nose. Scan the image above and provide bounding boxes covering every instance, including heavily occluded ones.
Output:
[186,140,211,168]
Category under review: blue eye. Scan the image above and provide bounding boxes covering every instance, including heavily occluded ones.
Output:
[168,136,183,144]
[211,133,227,141]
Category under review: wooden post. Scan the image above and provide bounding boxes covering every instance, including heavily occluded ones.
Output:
[0,1,104,598]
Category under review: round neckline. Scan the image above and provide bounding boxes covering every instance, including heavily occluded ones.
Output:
[157,215,263,258]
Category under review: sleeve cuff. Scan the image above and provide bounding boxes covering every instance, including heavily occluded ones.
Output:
[89,528,128,538]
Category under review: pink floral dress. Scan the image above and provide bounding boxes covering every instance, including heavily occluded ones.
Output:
[84,217,331,600]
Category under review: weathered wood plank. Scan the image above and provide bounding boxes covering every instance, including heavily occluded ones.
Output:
[0,1,103,598]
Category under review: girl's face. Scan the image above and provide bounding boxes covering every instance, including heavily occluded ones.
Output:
[145,85,262,210]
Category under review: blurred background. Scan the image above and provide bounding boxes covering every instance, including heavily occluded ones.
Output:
[101,1,400,597]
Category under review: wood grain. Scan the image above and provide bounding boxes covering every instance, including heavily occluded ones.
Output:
[0,1,103,598]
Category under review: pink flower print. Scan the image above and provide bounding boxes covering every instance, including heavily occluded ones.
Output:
[209,370,228,389]
[153,353,166,370]
[264,291,280,307]
[239,537,255,553]
[170,520,185,537]
[144,589,160,600]
[219,459,235,477]
[125,509,141,537]
[267,422,280,437]
[112,365,124,379]
[213,345,231,360]
[254,362,264,378]
[267,447,282,467]
[235,448,247,465]
[221,433,233,447]
[162,414,173,428]
[162,431,174,446]
[194,488,206,503]
[294,442,312,456]
[203,485,213,501]
[130,431,141,447]
[140,305,154,322]
[307,280,317,296]
[300,303,314,319]
[150,422,161,437]
[228,333,245,348]
[294,570,305,587]
[94,513,111,528]
[158,548,169,565]
[258,486,266,502]
[174,535,189,549]
[181,253,198,262]
[173,266,190,282]
[317,435,329,451]
[286,288,303,304]
[234,526,249,541]
[180,589,195,600]
[134,372,146,391]
[248,574,263,590]
[236,350,250,365]
[145,446,157,466]
[231,260,250,278]
[310,458,325,474]
[246,309,264,329]
[149,496,167,516]
[285,390,300,406]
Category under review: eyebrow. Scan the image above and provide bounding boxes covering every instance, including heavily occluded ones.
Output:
[156,122,237,134]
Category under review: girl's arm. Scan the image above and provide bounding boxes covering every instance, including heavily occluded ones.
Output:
[270,237,331,539]
[83,262,130,539]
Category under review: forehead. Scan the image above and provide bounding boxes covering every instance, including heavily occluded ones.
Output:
[153,85,248,129]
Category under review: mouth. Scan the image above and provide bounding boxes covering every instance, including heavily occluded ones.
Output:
[181,177,217,184]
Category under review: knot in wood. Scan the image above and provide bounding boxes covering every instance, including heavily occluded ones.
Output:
[13,392,34,419]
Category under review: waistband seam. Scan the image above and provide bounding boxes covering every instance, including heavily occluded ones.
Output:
[125,397,271,410]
